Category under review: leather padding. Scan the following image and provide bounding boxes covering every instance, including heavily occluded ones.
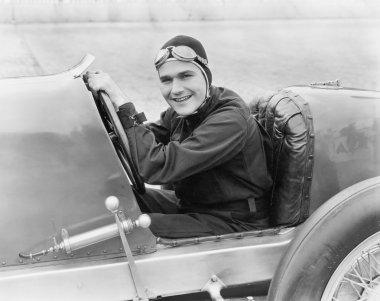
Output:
[250,90,314,226]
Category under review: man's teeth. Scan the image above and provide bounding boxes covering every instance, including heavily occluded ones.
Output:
[173,95,191,102]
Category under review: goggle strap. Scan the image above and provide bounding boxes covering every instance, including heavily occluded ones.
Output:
[191,60,210,96]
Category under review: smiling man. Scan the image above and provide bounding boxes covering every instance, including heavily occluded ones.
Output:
[86,35,272,238]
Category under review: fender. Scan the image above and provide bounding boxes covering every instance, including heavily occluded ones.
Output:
[268,176,380,301]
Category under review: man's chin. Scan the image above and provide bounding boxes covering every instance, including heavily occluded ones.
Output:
[172,107,194,116]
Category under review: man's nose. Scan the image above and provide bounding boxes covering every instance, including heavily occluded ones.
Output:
[171,79,184,95]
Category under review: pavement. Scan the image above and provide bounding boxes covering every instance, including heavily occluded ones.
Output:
[1,19,379,120]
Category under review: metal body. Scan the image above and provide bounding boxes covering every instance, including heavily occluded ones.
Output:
[0,228,294,300]
[0,57,156,267]
[287,86,380,213]
[0,56,380,300]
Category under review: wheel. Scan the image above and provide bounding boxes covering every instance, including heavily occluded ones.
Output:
[97,91,145,194]
[322,231,380,300]
[267,177,380,301]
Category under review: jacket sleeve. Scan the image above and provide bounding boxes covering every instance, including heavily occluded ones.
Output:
[120,105,248,185]
[118,102,172,144]
[145,109,172,145]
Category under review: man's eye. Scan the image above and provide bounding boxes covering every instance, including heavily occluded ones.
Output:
[160,78,171,84]
[181,73,192,79]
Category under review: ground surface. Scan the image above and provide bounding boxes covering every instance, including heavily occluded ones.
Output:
[1,19,379,121]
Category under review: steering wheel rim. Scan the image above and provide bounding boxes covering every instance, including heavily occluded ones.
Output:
[98,91,146,194]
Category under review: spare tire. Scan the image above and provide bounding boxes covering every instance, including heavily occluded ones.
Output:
[267,177,380,301]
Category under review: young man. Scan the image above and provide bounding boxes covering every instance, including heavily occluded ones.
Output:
[86,35,272,238]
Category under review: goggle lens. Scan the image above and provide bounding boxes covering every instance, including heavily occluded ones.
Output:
[172,46,197,60]
[154,46,207,68]
[154,49,170,68]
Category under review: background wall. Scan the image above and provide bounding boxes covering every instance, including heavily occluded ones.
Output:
[0,0,379,23]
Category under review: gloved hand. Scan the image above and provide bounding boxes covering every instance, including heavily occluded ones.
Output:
[84,70,130,110]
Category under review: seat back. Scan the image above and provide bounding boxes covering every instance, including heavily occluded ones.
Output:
[250,90,315,226]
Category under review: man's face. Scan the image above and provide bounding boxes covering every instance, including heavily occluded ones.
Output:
[158,60,207,116]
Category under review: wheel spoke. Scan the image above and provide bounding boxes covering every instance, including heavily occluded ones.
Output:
[322,233,380,301]
[368,252,380,273]
[366,252,373,286]
[357,257,365,278]
[343,275,364,297]
[345,272,370,286]
[345,268,371,288]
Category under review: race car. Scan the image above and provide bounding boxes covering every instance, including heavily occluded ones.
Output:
[0,55,379,301]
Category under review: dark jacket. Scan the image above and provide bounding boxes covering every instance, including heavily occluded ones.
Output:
[119,86,272,221]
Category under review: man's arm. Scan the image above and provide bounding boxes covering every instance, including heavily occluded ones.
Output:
[85,70,172,144]
[124,109,248,185]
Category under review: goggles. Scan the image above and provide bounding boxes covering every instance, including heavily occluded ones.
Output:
[154,45,208,69]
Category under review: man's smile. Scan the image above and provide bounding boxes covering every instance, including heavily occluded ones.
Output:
[158,61,207,116]
[172,95,192,103]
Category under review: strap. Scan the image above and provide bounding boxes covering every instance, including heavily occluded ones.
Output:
[118,112,147,129]
[247,197,257,213]
[252,197,270,219]
[134,112,147,124]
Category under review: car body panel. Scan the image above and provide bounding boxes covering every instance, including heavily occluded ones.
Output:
[286,87,380,212]
[0,228,295,300]
[0,69,156,267]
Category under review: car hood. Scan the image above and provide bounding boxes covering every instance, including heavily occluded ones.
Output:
[0,57,155,268]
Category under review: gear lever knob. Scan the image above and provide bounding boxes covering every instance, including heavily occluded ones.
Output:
[135,214,151,228]
[105,196,151,230]
[105,196,120,213]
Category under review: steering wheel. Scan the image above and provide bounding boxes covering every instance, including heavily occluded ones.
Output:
[97,91,146,194]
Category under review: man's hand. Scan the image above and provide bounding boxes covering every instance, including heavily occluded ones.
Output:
[84,70,129,109]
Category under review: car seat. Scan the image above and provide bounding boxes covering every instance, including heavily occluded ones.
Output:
[249,89,315,227]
